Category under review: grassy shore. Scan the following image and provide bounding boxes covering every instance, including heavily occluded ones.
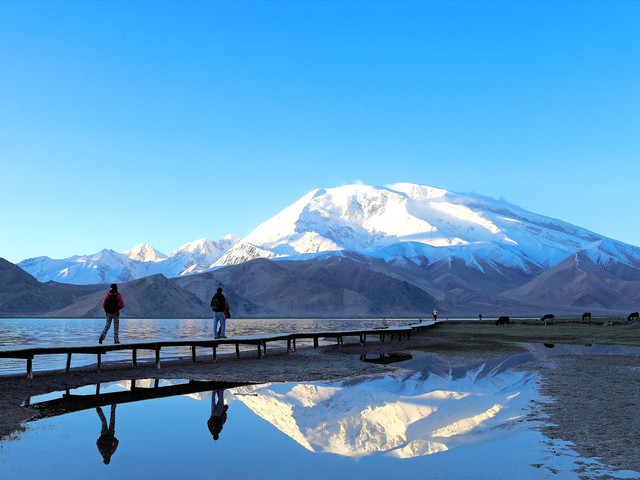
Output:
[414,318,640,355]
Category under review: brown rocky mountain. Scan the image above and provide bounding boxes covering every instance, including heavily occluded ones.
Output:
[173,257,437,317]
[43,274,212,318]
[501,251,640,312]
[0,258,103,316]
[2,251,639,318]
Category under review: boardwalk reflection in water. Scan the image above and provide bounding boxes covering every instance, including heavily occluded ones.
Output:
[1,360,631,480]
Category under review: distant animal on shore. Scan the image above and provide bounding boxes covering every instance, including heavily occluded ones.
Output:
[540,314,554,325]
[628,312,639,322]
[496,316,510,326]
[582,312,591,323]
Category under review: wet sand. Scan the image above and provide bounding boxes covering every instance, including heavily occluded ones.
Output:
[534,353,640,476]
[1,326,639,477]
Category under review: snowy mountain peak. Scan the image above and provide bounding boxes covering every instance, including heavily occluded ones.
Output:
[18,235,241,285]
[123,243,167,262]
[170,236,239,257]
[241,183,597,267]
[387,182,448,201]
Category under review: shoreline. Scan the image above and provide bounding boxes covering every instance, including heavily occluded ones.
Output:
[2,323,639,476]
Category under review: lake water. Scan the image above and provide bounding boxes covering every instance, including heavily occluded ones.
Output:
[0,317,417,375]
[1,319,639,479]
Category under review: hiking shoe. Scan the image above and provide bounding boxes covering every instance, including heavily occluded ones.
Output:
[221,336,227,339]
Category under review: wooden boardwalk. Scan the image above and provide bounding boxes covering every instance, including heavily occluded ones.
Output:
[0,321,437,378]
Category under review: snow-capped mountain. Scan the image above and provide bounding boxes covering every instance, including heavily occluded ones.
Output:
[18,235,239,285]
[16,183,640,287]
[237,183,636,271]
[149,236,239,276]
[18,249,139,284]
[123,242,167,263]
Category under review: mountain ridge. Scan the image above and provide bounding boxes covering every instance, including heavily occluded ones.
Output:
[17,183,640,285]
[6,183,640,317]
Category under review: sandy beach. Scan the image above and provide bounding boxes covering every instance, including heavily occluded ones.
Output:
[1,321,639,477]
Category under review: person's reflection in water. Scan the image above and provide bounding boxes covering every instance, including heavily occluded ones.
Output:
[207,390,228,441]
[96,405,119,464]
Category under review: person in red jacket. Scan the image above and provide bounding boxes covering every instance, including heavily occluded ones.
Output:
[99,283,124,344]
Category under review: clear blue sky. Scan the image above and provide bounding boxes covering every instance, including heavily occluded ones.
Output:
[1,1,639,263]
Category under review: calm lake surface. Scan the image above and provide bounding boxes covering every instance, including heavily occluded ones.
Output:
[2,318,638,479]
[0,317,417,375]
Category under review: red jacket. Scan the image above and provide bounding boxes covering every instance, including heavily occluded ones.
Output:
[102,292,124,315]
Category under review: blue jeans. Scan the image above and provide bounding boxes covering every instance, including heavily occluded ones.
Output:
[213,312,226,338]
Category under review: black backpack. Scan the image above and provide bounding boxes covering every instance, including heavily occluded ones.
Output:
[211,294,222,311]
[104,293,120,314]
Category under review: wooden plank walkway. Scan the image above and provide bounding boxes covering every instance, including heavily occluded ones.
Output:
[0,321,437,378]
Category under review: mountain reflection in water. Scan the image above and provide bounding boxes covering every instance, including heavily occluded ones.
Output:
[230,357,537,458]
[4,353,633,480]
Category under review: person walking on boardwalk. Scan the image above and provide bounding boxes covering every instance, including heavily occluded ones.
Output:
[210,287,228,339]
[99,284,124,344]
[207,390,228,441]
[96,405,119,464]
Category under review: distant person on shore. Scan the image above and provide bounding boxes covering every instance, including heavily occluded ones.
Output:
[99,284,124,344]
[207,390,229,441]
[210,287,229,339]
[479,314,483,321]
[96,405,119,464]
[432,308,438,321]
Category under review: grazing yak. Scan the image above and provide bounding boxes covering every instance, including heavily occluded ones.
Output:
[496,316,510,326]
[540,314,554,325]
[582,312,591,323]
[629,312,639,322]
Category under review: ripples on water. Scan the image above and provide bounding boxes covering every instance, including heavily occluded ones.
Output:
[0,318,418,375]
